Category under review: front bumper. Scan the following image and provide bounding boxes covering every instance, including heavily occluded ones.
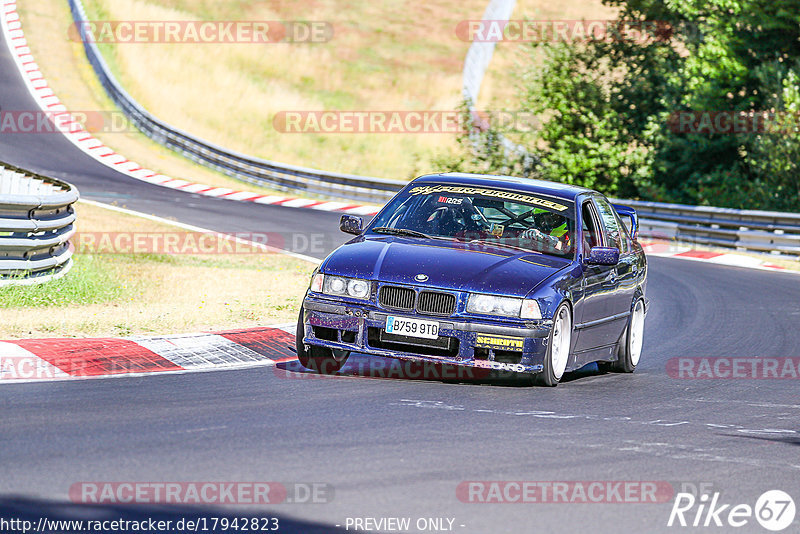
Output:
[301,295,552,374]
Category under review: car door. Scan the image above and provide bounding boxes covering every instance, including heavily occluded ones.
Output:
[573,199,623,356]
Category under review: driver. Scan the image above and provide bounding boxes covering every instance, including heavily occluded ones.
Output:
[522,209,570,252]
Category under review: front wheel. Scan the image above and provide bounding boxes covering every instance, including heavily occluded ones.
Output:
[295,308,350,374]
[610,298,645,373]
[534,302,573,386]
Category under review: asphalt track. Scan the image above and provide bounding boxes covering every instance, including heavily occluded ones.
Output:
[1,25,799,534]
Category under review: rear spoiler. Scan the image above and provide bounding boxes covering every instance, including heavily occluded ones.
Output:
[612,204,639,240]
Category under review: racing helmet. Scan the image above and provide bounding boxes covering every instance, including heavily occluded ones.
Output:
[534,209,567,236]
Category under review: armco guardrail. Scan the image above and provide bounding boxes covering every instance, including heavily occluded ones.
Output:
[615,199,800,258]
[67,0,405,204]
[0,162,78,286]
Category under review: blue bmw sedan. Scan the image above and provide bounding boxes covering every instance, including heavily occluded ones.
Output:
[297,173,648,386]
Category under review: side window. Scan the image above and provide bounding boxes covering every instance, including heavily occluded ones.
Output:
[581,201,601,252]
[614,211,632,254]
[593,196,621,250]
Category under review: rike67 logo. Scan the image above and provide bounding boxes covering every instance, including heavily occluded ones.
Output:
[668,490,796,531]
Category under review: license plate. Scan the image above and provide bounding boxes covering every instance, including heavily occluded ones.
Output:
[385,316,439,339]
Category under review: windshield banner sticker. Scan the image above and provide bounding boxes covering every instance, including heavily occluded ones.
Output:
[408,185,568,212]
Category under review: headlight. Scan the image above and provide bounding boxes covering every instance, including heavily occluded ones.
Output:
[467,293,543,319]
[312,274,371,300]
[467,294,522,317]
[346,279,370,299]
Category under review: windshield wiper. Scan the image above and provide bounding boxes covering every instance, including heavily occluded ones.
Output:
[371,227,432,239]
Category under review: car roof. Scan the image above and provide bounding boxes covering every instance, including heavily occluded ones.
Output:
[412,173,593,202]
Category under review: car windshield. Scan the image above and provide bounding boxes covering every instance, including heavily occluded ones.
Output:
[368,183,577,258]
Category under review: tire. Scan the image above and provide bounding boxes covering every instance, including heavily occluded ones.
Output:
[534,302,573,386]
[295,308,350,374]
[610,298,645,373]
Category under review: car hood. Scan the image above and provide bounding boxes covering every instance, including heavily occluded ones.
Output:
[321,236,571,297]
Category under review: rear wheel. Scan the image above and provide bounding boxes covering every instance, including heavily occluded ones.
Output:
[534,302,572,386]
[610,298,645,373]
[295,308,350,374]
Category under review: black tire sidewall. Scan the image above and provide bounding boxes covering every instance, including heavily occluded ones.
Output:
[296,307,311,368]
[295,307,350,374]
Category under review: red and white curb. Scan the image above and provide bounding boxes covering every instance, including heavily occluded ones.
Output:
[0,0,380,217]
[640,240,797,273]
[0,324,298,383]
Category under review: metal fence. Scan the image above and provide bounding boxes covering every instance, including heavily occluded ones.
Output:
[615,199,800,258]
[0,162,78,286]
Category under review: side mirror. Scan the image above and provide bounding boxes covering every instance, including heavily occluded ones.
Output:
[586,246,620,266]
[339,214,363,235]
